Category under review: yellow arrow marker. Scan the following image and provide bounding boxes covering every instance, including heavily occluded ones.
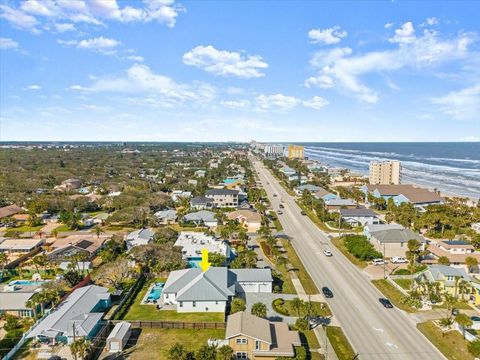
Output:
[199,249,211,272]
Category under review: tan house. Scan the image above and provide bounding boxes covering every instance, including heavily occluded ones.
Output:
[424,240,480,271]
[227,210,262,233]
[225,311,301,359]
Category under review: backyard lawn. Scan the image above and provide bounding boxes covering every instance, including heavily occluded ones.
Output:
[125,328,225,360]
[417,321,474,360]
[122,279,225,323]
[372,279,417,313]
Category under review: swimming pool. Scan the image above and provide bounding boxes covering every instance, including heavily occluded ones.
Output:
[188,257,202,268]
[147,282,165,301]
[9,280,46,287]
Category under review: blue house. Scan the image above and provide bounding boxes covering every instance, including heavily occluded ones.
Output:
[28,285,111,344]
[361,184,443,208]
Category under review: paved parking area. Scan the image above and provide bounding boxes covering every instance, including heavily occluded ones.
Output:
[244,292,298,324]
[364,262,408,279]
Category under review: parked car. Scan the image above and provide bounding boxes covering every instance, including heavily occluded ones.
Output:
[372,258,387,266]
[324,249,333,257]
[322,287,334,298]
[279,203,284,208]
[301,210,307,216]
[277,211,283,215]
[379,298,393,308]
[391,256,408,264]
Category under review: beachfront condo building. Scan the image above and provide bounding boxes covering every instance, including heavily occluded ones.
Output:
[264,144,285,158]
[288,145,304,159]
[369,160,402,185]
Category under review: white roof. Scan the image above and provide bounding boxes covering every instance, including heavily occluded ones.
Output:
[175,232,230,258]
[0,238,44,251]
[107,321,131,341]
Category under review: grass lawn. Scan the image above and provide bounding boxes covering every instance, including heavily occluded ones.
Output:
[301,330,324,360]
[417,321,474,360]
[269,210,283,231]
[53,224,71,232]
[125,328,225,360]
[326,326,356,360]
[273,299,332,317]
[331,237,368,269]
[433,300,472,310]
[123,278,224,323]
[393,278,412,290]
[4,225,43,236]
[371,279,417,313]
[282,239,319,294]
[259,240,296,294]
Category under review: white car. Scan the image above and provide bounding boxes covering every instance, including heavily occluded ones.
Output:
[372,258,387,266]
[323,249,333,257]
[391,256,408,264]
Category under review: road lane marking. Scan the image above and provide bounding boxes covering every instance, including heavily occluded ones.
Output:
[373,327,384,332]
[385,342,398,349]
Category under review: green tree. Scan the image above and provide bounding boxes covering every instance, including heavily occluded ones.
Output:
[291,297,304,317]
[251,302,267,318]
[466,256,478,273]
[295,318,309,331]
[167,343,191,360]
[208,253,227,267]
[93,225,104,238]
[216,345,234,360]
[196,344,217,360]
[455,313,473,339]
[406,239,420,270]
[438,256,450,266]
[0,252,8,279]
[51,228,59,239]
[230,297,246,314]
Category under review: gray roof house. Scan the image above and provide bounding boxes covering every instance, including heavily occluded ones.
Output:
[364,224,426,258]
[162,267,273,313]
[422,265,471,286]
[154,209,177,225]
[190,196,214,210]
[339,208,380,226]
[28,285,111,344]
[125,228,155,250]
[295,184,323,195]
[183,210,218,227]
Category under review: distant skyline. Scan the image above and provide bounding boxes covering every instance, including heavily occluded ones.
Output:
[1,0,479,142]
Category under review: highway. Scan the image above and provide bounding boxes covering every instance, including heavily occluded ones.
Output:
[251,157,444,360]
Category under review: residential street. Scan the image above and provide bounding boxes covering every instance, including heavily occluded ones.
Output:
[251,157,445,360]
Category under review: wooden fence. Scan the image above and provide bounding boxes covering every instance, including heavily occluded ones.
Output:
[110,320,226,330]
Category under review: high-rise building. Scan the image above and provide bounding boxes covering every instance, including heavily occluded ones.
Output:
[369,161,402,185]
[288,145,304,159]
[264,144,285,158]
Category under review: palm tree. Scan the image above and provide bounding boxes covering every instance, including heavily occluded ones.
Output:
[0,252,8,279]
[443,292,456,320]
[466,256,478,273]
[32,254,46,276]
[407,239,420,271]
[291,297,304,317]
[76,338,91,360]
[455,313,473,339]
[244,251,257,268]
[25,297,39,320]
[27,212,39,237]
[93,225,104,238]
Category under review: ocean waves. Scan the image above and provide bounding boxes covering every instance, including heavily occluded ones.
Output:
[304,144,480,199]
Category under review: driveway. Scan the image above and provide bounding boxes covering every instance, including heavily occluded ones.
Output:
[244,292,298,324]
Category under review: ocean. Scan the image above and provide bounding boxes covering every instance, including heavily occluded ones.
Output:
[301,142,480,199]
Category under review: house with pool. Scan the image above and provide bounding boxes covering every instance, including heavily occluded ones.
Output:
[162,267,273,313]
[174,232,234,267]
[0,279,48,318]
[27,285,110,344]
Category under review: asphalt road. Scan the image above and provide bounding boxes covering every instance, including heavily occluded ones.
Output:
[251,157,445,360]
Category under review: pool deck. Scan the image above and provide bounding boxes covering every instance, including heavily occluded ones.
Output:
[140,282,165,305]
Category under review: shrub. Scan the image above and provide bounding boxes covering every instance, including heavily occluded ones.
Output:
[231,297,246,314]
[272,298,289,315]
[393,269,411,275]
[401,295,421,309]
[295,318,309,331]
[343,235,382,261]
[468,340,480,357]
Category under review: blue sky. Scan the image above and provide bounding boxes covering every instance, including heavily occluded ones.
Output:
[0,0,479,142]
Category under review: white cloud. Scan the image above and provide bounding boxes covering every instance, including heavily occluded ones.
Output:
[127,55,144,62]
[389,21,415,44]
[54,22,75,32]
[384,22,394,29]
[0,4,39,32]
[306,23,474,103]
[0,37,19,50]
[25,85,41,90]
[0,0,183,33]
[255,94,300,112]
[183,45,268,78]
[58,37,121,54]
[221,100,251,109]
[303,96,329,109]
[308,26,347,45]
[424,17,439,26]
[432,84,480,119]
[70,63,217,107]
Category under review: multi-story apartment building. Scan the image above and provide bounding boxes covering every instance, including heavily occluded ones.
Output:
[287,145,304,159]
[205,189,239,208]
[369,160,401,185]
[263,144,285,158]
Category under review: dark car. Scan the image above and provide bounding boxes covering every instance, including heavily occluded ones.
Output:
[279,203,284,209]
[301,210,307,215]
[379,298,393,308]
[322,287,333,298]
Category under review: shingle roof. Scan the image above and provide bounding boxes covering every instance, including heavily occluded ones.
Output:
[154,209,177,220]
[0,205,23,219]
[205,189,239,196]
[427,265,471,281]
[340,208,378,217]
[190,196,213,205]
[366,184,443,204]
[326,199,357,206]
[226,311,272,343]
